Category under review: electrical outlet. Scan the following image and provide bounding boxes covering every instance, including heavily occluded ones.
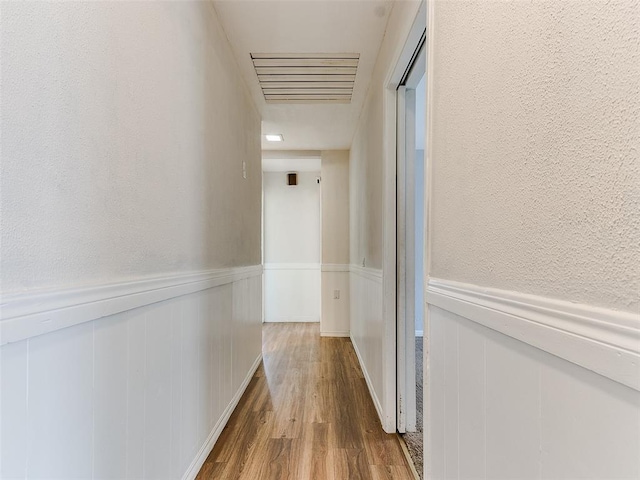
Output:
[333,290,340,300]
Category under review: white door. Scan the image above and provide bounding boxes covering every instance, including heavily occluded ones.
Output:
[397,38,426,433]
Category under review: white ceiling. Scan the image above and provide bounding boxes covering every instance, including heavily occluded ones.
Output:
[211,0,394,151]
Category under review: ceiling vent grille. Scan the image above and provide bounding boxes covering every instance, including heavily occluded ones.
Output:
[251,53,359,104]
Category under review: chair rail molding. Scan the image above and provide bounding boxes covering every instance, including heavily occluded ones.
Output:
[427,278,640,391]
[0,265,263,345]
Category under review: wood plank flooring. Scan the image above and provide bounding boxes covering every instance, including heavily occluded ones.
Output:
[196,323,415,480]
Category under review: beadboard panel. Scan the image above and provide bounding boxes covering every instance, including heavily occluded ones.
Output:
[427,278,640,391]
[427,303,640,480]
[349,266,385,429]
[320,267,350,337]
[264,264,321,323]
[0,268,262,480]
[0,341,29,478]
[0,266,262,346]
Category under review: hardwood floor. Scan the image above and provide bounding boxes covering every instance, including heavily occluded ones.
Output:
[196,323,415,480]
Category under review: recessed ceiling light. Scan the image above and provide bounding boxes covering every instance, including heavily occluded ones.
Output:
[265,134,284,142]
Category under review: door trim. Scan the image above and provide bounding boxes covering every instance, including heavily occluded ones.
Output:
[381,0,427,434]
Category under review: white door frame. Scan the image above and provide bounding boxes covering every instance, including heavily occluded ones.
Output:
[396,45,425,432]
[396,83,413,433]
[423,2,436,477]
[380,1,427,434]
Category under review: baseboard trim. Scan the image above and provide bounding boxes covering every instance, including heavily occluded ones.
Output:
[182,353,262,480]
[349,265,383,283]
[427,278,640,391]
[0,265,263,345]
[320,330,350,337]
[351,333,385,429]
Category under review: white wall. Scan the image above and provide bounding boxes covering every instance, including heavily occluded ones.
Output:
[1,272,262,480]
[0,2,261,294]
[427,1,640,478]
[429,1,639,312]
[321,151,350,264]
[349,93,383,270]
[429,305,639,480]
[349,0,423,432]
[263,171,321,322]
[321,150,350,337]
[350,267,383,419]
[0,2,262,479]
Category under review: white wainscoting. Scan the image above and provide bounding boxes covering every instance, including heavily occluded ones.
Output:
[349,265,386,429]
[427,279,640,391]
[0,266,263,480]
[264,263,320,323]
[321,264,350,337]
[426,279,640,480]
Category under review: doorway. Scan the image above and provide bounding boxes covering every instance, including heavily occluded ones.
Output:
[396,28,427,477]
[262,157,322,323]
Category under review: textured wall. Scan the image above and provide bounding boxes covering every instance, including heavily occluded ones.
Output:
[0,1,262,293]
[349,0,423,434]
[321,150,350,265]
[350,0,422,269]
[350,96,384,269]
[430,0,640,313]
[321,150,350,335]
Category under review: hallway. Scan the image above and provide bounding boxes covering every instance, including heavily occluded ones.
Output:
[1,1,638,479]
[196,324,415,480]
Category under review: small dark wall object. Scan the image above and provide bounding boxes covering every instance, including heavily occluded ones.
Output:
[288,173,297,186]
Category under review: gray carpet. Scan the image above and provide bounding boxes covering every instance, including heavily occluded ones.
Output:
[401,336,423,478]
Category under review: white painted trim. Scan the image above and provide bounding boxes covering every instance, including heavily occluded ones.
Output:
[397,81,421,434]
[351,333,385,429]
[349,265,383,282]
[396,84,410,434]
[320,330,350,338]
[385,0,427,436]
[423,1,436,479]
[427,278,640,391]
[263,263,320,271]
[381,52,398,435]
[0,265,263,346]
[264,316,320,323]
[380,0,427,435]
[321,263,350,273]
[182,353,263,480]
